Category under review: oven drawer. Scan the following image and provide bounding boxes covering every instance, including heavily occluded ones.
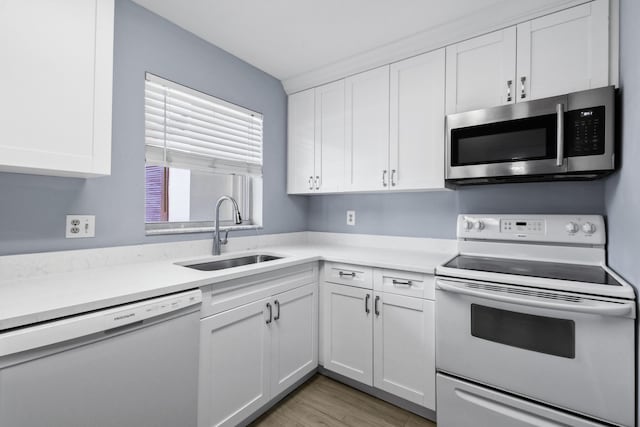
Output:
[437,373,609,427]
[323,263,373,289]
[435,278,635,427]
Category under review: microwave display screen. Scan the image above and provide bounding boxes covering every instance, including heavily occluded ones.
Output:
[451,114,557,166]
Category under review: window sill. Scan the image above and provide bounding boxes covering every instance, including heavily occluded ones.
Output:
[145,223,262,236]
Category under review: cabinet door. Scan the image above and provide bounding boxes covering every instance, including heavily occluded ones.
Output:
[198,298,271,427]
[446,28,517,114]
[271,283,318,396]
[517,0,609,101]
[323,283,373,385]
[315,80,345,193]
[390,50,446,191]
[0,0,113,177]
[373,293,435,409]
[345,66,390,192]
[287,88,315,194]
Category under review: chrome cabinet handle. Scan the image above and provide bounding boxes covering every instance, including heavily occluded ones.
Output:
[266,302,273,324]
[520,76,526,99]
[374,295,380,316]
[506,80,513,102]
[274,300,280,321]
[556,103,564,167]
[391,169,397,187]
[339,271,356,278]
[365,294,370,314]
[392,279,413,287]
[382,170,388,187]
[315,175,320,190]
[308,176,313,190]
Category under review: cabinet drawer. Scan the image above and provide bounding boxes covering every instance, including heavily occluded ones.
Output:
[374,269,435,300]
[323,263,373,289]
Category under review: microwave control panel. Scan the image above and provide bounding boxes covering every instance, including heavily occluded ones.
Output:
[565,105,605,157]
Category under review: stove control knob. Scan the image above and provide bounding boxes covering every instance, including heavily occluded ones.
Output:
[463,220,473,230]
[565,222,579,234]
[474,221,485,231]
[582,222,596,234]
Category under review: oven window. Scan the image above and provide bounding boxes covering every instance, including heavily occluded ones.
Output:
[471,304,575,358]
[451,114,557,166]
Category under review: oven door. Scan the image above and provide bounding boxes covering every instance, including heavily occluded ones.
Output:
[435,278,635,427]
[446,95,568,180]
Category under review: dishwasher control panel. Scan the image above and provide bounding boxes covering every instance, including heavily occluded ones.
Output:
[105,290,202,328]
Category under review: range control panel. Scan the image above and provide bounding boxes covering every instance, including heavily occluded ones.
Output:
[458,215,605,245]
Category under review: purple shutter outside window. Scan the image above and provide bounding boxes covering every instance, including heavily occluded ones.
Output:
[145,166,166,222]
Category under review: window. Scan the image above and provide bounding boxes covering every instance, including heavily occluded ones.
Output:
[144,73,263,234]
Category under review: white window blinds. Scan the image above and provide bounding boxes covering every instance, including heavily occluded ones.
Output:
[144,73,263,176]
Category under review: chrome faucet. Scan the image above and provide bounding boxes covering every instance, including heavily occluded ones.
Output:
[213,195,243,255]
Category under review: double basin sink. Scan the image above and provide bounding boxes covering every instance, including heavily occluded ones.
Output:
[181,254,283,272]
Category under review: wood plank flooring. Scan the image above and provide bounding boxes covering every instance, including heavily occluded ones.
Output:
[250,375,436,427]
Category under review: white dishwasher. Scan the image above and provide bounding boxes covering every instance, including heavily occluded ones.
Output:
[0,289,202,427]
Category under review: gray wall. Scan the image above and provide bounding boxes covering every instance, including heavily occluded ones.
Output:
[0,0,307,256]
[308,181,605,239]
[606,0,640,286]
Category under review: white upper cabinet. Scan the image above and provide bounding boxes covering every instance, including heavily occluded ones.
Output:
[516,0,609,101]
[446,28,517,114]
[287,88,316,194]
[287,0,614,193]
[390,50,446,190]
[314,80,345,193]
[345,66,390,192]
[288,81,345,194]
[447,0,611,114]
[0,0,114,177]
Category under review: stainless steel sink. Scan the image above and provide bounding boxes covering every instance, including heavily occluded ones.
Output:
[183,254,283,271]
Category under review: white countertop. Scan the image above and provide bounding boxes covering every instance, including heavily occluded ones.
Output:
[0,240,456,330]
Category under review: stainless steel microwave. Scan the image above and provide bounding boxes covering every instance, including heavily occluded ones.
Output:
[445,86,615,185]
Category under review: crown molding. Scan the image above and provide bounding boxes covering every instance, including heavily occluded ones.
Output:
[282,0,592,94]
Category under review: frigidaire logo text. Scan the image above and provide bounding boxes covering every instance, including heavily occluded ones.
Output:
[114,313,135,321]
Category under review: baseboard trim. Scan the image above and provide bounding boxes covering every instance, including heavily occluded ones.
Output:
[238,369,319,426]
[238,366,438,425]
[318,366,437,423]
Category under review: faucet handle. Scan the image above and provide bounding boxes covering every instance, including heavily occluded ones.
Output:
[220,230,230,245]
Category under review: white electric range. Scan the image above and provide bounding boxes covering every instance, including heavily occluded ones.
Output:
[435,214,636,427]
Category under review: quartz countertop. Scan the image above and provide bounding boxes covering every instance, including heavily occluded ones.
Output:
[0,241,456,330]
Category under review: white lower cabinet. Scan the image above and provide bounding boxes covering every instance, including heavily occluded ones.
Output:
[373,293,435,408]
[198,297,271,427]
[270,284,318,396]
[198,279,318,427]
[321,264,436,410]
[323,283,374,385]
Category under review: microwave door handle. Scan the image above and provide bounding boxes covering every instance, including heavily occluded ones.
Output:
[556,103,564,167]
[436,279,633,317]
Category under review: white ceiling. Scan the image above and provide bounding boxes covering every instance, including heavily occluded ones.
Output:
[132,0,578,81]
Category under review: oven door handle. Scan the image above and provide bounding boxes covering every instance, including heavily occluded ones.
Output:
[436,279,634,317]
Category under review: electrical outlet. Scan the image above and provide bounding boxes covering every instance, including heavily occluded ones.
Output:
[346,210,356,226]
[66,215,96,238]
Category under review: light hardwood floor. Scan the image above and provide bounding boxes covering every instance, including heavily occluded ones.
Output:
[250,375,437,427]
